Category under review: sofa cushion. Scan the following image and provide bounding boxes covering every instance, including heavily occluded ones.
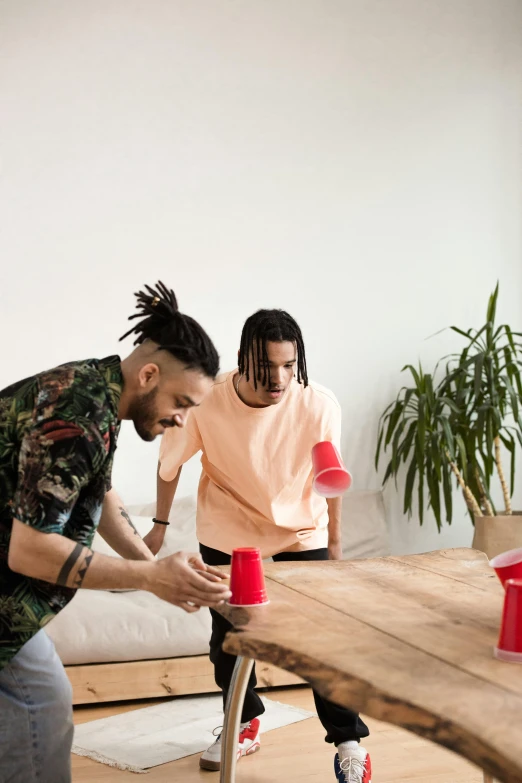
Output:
[45,587,212,665]
[341,490,389,559]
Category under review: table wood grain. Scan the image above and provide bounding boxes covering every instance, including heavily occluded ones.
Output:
[218,549,520,783]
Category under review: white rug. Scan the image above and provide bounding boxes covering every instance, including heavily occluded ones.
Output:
[72,694,315,773]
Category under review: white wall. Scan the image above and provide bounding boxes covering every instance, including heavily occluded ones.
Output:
[1,0,521,554]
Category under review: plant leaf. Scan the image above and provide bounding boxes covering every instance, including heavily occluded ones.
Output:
[404,459,417,516]
[385,402,404,448]
[442,462,453,524]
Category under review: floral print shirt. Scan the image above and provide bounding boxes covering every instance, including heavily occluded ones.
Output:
[0,356,122,670]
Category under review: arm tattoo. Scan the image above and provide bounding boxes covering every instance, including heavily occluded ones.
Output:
[57,543,86,586]
[74,550,94,588]
[119,506,140,536]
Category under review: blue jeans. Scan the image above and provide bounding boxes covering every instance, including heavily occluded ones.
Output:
[0,629,73,783]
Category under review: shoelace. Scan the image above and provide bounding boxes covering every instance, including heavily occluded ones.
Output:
[211,726,223,744]
[339,755,366,782]
[211,722,251,745]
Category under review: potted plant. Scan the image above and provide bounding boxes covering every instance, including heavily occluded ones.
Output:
[375,285,522,558]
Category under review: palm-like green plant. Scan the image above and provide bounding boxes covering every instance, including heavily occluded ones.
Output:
[375,364,461,529]
[376,285,522,529]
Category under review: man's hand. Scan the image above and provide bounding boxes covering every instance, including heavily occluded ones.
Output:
[145,465,183,555]
[143,525,166,556]
[328,539,343,561]
[187,554,228,581]
[150,551,231,612]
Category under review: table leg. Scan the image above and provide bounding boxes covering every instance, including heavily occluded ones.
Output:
[220,656,255,783]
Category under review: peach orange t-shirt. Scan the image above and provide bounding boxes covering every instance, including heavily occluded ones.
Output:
[159,370,342,558]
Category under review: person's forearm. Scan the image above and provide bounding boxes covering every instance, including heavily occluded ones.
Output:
[326,497,342,543]
[141,465,182,555]
[156,465,182,521]
[97,488,154,561]
[8,519,154,591]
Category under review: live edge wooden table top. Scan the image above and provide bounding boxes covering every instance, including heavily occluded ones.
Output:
[218,548,522,783]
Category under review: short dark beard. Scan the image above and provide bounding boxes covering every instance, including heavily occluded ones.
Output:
[128,386,159,442]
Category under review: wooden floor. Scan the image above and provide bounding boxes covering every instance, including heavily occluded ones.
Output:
[72,687,485,782]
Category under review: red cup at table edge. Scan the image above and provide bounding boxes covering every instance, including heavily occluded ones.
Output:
[228,547,270,607]
[494,578,522,663]
[312,441,352,498]
[490,547,522,588]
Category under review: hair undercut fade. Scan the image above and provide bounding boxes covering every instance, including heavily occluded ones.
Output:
[238,309,308,389]
[120,281,220,378]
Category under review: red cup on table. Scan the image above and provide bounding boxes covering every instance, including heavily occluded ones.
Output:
[490,548,522,589]
[312,441,352,498]
[494,578,522,663]
[228,547,269,607]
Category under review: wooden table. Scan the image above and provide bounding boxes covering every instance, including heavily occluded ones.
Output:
[217,548,522,783]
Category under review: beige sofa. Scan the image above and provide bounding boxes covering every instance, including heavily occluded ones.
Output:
[45,492,389,704]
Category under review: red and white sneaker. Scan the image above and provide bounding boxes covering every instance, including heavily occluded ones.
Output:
[334,743,371,782]
[199,717,261,771]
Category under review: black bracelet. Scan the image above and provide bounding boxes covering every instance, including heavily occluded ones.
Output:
[152,518,170,526]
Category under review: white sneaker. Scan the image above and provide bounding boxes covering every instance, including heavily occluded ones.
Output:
[334,742,372,782]
[199,717,261,771]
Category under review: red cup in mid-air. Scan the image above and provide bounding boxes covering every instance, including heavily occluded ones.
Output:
[490,548,522,589]
[494,578,522,663]
[228,547,269,607]
[312,442,352,498]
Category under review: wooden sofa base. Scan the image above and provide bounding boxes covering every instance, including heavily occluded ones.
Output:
[66,655,304,705]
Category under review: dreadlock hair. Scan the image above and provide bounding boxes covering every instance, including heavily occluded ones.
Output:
[120,281,220,378]
[238,309,308,389]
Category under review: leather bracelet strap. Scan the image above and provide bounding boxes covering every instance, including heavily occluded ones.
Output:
[152,517,170,526]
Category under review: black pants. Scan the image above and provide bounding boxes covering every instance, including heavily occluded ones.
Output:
[200,544,370,745]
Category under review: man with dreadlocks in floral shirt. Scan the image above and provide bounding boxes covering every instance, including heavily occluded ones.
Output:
[0,282,231,783]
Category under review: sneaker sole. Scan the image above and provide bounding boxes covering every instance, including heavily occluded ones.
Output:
[199,741,261,771]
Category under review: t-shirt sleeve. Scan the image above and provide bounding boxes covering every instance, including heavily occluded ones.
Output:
[323,396,342,453]
[159,412,203,481]
[14,417,108,535]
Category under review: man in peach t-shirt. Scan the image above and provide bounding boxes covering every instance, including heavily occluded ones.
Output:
[145,309,371,783]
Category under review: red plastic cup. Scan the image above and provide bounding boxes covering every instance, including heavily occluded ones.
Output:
[490,548,522,589]
[312,442,352,498]
[494,579,522,663]
[228,547,269,607]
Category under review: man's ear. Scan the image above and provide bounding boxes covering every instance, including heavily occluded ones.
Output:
[137,363,160,389]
